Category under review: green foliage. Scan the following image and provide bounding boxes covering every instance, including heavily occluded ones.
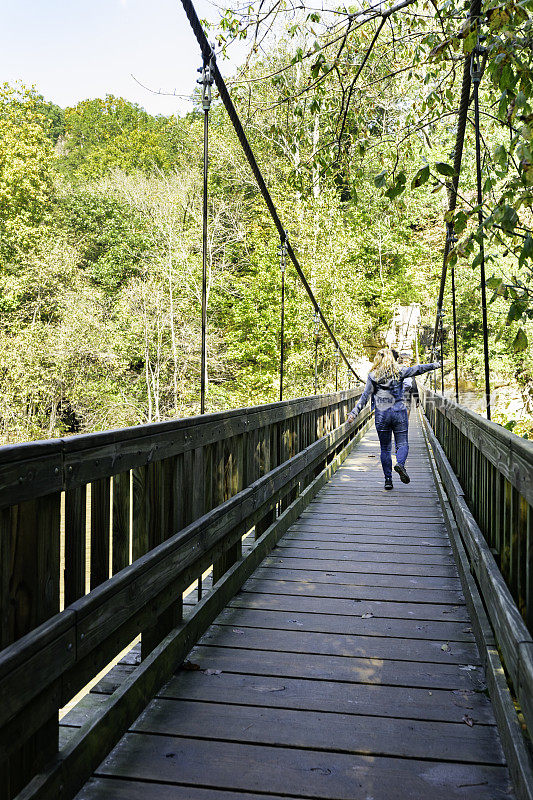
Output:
[61,95,187,178]
[2,1,533,445]
[57,190,152,292]
[0,83,55,261]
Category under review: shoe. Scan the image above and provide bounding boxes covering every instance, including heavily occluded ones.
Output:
[394,463,410,484]
[384,477,393,490]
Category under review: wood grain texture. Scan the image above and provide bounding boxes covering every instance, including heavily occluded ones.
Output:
[73,416,515,800]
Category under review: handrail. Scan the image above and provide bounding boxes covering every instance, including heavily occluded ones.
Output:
[0,389,365,799]
[420,386,533,747]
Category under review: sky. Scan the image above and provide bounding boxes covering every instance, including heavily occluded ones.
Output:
[0,0,233,116]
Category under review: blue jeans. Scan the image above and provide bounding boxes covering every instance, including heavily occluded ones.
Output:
[374,407,409,479]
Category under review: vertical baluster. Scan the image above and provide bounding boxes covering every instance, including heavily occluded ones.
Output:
[90,477,110,589]
[1,494,61,799]
[517,496,528,622]
[112,472,130,574]
[64,485,87,605]
[141,457,184,659]
[525,503,532,632]
[132,465,148,562]
[256,428,275,538]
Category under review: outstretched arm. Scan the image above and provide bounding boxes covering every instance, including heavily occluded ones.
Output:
[412,377,420,405]
[401,362,440,378]
[347,376,374,422]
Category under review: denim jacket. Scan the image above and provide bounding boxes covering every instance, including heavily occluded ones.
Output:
[350,363,440,416]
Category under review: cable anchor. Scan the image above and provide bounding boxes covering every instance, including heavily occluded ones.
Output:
[197,47,215,111]
[470,42,486,85]
[445,224,458,247]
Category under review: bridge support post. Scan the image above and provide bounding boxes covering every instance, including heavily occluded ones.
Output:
[198,50,214,414]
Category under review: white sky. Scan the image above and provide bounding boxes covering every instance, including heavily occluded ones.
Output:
[1,0,234,116]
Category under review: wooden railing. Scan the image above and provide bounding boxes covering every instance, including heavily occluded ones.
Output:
[0,389,368,800]
[420,386,533,747]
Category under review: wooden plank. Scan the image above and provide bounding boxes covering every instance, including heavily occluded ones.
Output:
[0,443,62,509]
[240,577,465,605]
[131,466,148,562]
[58,390,362,488]
[2,495,61,642]
[214,606,476,642]
[159,668,495,723]
[1,493,61,799]
[189,644,486,691]
[64,486,87,606]
[252,565,461,591]
[280,536,452,550]
[90,478,110,589]
[229,590,469,621]
[112,473,130,575]
[95,734,511,800]
[289,521,448,536]
[200,624,480,665]
[132,697,504,764]
[75,777,316,800]
[263,555,458,578]
[272,544,454,565]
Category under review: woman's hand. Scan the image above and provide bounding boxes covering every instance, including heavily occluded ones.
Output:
[347,412,356,424]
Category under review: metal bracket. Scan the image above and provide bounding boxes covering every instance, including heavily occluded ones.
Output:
[197,47,215,111]
[470,43,486,85]
[446,223,458,247]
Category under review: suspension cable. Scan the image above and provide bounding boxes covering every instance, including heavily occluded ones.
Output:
[431,0,482,353]
[180,0,364,384]
[279,237,287,401]
[471,39,492,419]
[447,224,460,402]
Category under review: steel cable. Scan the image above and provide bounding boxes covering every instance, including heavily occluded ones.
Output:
[180,0,364,384]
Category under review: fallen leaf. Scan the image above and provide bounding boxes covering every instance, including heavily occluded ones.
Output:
[462,627,472,633]
[361,612,373,619]
[252,685,287,693]
[181,660,201,671]
[441,643,450,652]
[203,669,222,676]
[462,714,475,727]
[232,628,245,635]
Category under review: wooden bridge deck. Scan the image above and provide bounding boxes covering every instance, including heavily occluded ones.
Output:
[69,414,514,800]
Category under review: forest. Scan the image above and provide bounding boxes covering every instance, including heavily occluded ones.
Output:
[1,0,532,443]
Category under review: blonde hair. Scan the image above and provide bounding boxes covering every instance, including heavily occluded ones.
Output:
[371,348,401,382]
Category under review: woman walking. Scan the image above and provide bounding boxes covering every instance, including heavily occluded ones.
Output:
[347,348,441,490]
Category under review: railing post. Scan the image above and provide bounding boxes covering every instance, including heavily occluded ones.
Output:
[1,493,61,798]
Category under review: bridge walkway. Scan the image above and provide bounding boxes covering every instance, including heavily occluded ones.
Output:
[68,414,514,800]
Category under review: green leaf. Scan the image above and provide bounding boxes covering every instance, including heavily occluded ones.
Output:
[454,211,468,235]
[374,170,387,188]
[411,165,430,188]
[435,162,456,177]
[494,144,508,168]
[511,327,528,353]
[507,300,525,323]
[519,235,533,268]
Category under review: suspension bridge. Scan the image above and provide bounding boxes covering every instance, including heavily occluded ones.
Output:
[1,0,533,798]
